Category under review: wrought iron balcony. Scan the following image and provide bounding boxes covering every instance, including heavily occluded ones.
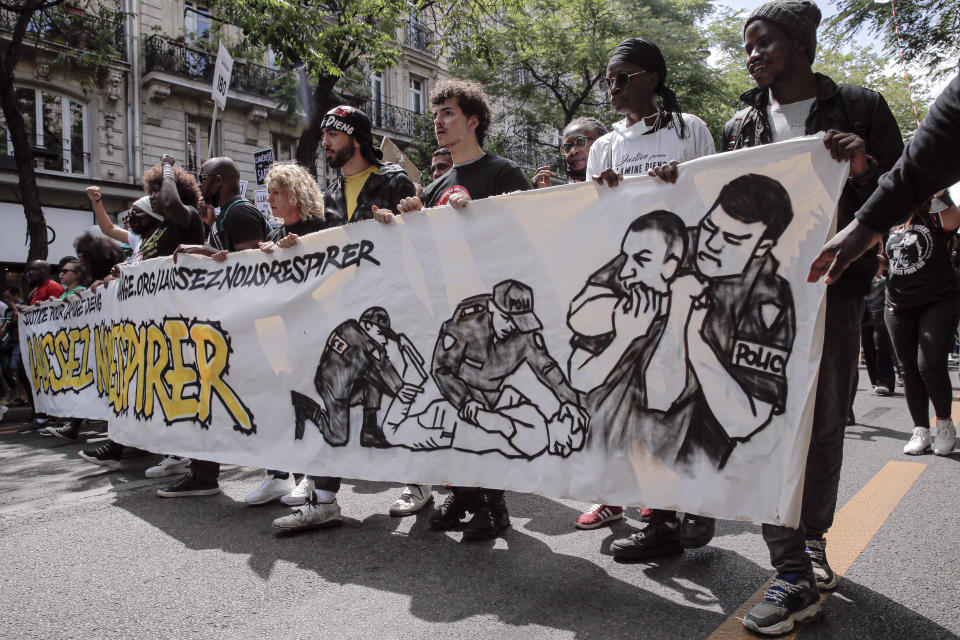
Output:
[359,100,420,138]
[0,7,126,60]
[404,20,432,52]
[144,34,284,100]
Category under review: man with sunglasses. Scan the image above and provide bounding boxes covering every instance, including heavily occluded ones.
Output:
[588,38,714,187]
[43,261,89,441]
[534,118,608,187]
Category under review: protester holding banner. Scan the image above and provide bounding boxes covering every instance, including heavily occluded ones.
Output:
[43,260,88,442]
[242,160,326,507]
[579,38,717,552]
[385,79,534,540]
[269,108,429,531]
[703,2,904,634]
[158,156,270,497]
[534,117,608,187]
[79,158,205,472]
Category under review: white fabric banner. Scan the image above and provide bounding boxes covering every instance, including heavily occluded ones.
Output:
[19,136,845,526]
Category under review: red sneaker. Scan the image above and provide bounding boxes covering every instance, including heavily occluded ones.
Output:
[575,504,624,529]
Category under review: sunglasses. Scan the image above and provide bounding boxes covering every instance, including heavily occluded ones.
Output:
[197,173,217,185]
[598,70,649,93]
[561,136,597,153]
[60,269,77,275]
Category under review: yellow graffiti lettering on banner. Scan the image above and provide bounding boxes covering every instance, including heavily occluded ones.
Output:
[25,327,97,395]
[88,317,255,434]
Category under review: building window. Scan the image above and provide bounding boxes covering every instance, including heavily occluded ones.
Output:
[272,133,297,161]
[1,87,88,175]
[185,115,220,174]
[409,77,424,114]
[184,2,213,42]
[370,71,385,128]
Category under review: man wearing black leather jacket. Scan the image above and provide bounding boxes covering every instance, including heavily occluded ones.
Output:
[319,105,417,227]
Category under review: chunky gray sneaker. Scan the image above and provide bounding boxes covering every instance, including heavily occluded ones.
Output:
[743,573,820,635]
[933,419,956,456]
[272,494,342,533]
[805,537,838,590]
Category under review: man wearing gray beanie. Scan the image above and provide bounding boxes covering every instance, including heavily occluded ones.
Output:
[716,0,905,635]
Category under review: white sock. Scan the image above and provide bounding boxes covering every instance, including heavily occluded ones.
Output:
[314,489,337,504]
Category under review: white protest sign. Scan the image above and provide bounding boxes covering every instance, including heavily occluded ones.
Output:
[239,180,248,199]
[19,137,845,526]
[211,42,233,110]
[254,188,270,219]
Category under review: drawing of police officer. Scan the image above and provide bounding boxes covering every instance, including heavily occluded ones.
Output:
[292,306,424,448]
[383,279,588,459]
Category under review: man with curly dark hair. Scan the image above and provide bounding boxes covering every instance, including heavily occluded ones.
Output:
[375,79,532,541]
[376,79,529,224]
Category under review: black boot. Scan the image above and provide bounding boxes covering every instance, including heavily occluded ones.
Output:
[360,408,390,448]
[429,488,480,530]
[463,490,510,540]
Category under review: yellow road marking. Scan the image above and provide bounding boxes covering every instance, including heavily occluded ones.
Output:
[707,460,926,639]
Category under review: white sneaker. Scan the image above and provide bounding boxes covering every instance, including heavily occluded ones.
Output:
[272,498,342,532]
[903,427,932,455]
[389,484,433,516]
[145,456,191,478]
[933,419,956,456]
[281,477,315,506]
[245,471,296,505]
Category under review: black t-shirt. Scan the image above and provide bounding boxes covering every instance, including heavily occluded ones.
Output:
[210,197,270,251]
[139,205,205,260]
[267,217,326,243]
[885,209,960,308]
[421,153,531,207]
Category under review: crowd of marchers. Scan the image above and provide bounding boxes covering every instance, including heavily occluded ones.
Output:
[4,1,960,636]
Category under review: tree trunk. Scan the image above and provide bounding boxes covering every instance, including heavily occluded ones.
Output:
[294,76,338,178]
[1,3,51,262]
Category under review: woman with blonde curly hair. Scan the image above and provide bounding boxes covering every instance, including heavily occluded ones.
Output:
[243,161,327,506]
[263,160,325,244]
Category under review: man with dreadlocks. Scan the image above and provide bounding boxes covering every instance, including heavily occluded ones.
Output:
[587,38,714,186]
[574,38,716,537]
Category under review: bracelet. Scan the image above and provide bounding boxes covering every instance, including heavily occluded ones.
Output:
[162,165,175,180]
[92,197,101,203]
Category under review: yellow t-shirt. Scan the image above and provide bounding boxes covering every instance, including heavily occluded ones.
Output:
[344,165,379,221]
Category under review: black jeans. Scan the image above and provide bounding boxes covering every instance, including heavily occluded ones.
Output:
[762,296,864,578]
[306,476,341,492]
[862,322,896,390]
[884,294,960,426]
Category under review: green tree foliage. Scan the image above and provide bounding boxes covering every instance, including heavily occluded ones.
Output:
[829,0,958,79]
[214,0,418,175]
[446,0,720,156]
[0,0,127,260]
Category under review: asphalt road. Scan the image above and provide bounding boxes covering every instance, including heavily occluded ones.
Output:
[1,368,958,640]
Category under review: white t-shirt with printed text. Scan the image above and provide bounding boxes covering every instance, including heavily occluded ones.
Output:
[586,112,715,179]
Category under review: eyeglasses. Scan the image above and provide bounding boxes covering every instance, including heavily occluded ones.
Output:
[560,136,597,153]
[598,70,649,93]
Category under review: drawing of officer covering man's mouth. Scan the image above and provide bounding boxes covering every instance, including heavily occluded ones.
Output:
[584,174,797,473]
[383,279,589,459]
